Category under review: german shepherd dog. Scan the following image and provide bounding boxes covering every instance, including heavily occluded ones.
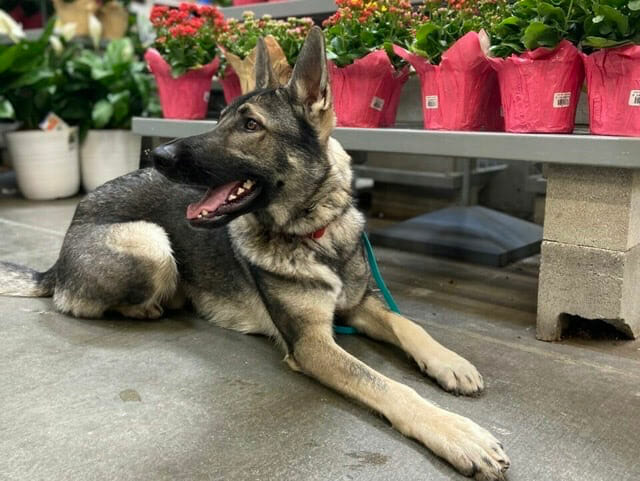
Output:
[0,28,509,480]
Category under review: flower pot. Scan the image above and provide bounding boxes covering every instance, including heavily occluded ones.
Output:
[219,65,243,105]
[80,130,141,191]
[379,66,410,128]
[584,45,640,137]
[488,40,584,133]
[145,48,219,120]
[328,50,409,128]
[5,128,80,200]
[393,33,503,131]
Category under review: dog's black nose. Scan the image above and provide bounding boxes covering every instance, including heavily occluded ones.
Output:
[152,143,178,171]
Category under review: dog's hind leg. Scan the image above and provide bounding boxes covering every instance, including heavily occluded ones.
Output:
[341,295,484,396]
[53,221,178,319]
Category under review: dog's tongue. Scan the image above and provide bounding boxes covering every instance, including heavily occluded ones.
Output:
[186,181,242,220]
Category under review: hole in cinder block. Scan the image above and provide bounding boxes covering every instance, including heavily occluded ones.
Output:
[560,314,634,341]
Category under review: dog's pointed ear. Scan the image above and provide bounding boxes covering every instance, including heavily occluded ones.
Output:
[286,27,333,134]
[255,37,279,90]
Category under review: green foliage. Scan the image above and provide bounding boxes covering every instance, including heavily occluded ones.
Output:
[217,13,314,72]
[66,38,160,133]
[580,0,640,49]
[323,0,417,69]
[0,23,159,137]
[0,18,72,129]
[488,0,586,57]
[411,0,508,64]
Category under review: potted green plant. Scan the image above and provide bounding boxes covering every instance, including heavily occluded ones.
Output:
[0,21,81,200]
[146,3,225,119]
[581,0,640,136]
[394,0,505,131]
[69,38,160,191]
[217,13,313,103]
[487,0,586,133]
[323,0,415,127]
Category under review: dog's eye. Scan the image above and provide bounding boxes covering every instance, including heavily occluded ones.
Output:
[244,119,259,131]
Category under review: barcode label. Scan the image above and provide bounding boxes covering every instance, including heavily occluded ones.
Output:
[203,91,210,103]
[629,90,640,106]
[425,95,439,109]
[553,92,571,108]
[370,96,384,111]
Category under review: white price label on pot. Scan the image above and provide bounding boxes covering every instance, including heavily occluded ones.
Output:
[629,90,640,106]
[425,95,439,109]
[370,96,385,111]
[553,92,571,108]
[203,91,210,103]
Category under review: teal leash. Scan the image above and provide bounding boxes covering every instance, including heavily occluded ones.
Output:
[333,232,399,335]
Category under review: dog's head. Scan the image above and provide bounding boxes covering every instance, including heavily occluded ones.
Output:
[152,27,336,229]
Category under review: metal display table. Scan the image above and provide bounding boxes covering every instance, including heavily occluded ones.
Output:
[132,118,640,168]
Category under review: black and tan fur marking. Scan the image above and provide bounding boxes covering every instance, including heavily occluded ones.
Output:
[0,30,509,480]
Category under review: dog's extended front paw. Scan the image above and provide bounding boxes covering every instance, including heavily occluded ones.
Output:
[421,411,510,481]
[416,349,484,396]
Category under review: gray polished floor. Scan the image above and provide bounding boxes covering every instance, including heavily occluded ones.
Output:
[1,196,639,481]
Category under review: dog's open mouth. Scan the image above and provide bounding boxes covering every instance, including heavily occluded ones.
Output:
[186,179,261,225]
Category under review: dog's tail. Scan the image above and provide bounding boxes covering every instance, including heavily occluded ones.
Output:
[0,261,56,297]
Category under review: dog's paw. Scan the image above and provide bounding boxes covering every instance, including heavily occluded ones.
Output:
[427,412,510,480]
[415,349,484,396]
[118,302,164,320]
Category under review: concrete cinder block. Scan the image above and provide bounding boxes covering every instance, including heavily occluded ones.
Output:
[537,240,640,340]
[544,165,640,251]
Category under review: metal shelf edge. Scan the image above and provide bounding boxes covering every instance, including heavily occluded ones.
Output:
[132,117,640,168]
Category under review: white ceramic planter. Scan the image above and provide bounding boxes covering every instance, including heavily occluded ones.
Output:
[80,129,142,191]
[6,128,80,200]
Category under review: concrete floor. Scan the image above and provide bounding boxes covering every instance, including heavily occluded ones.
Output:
[1,196,640,481]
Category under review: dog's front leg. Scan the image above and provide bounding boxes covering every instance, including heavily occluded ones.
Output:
[253,270,509,479]
[343,295,485,396]
[286,322,509,480]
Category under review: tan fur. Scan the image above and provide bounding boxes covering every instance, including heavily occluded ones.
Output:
[345,296,485,395]
[53,289,106,318]
[106,221,178,318]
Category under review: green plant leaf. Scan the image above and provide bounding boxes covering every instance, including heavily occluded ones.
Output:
[92,100,113,128]
[523,22,562,50]
[0,45,18,75]
[629,0,640,10]
[582,35,629,46]
[538,2,566,24]
[7,69,55,89]
[0,97,15,119]
[597,5,629,35]
[108,91,131,126]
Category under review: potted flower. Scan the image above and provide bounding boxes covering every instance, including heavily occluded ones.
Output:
[487,0,586,133]
[394,0,506,131]
[217,13,313,103]
[146,3,225,119]
[581,0,640,136]
[1,20,81,200]
[69,38,160,191]
[323,0,415,128]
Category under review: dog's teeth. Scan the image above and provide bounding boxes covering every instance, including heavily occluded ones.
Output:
[228,194,237,201]
[198,214,203,219]
[237,187,245,195]
[244,180,254,189]
[201,209,208,215]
